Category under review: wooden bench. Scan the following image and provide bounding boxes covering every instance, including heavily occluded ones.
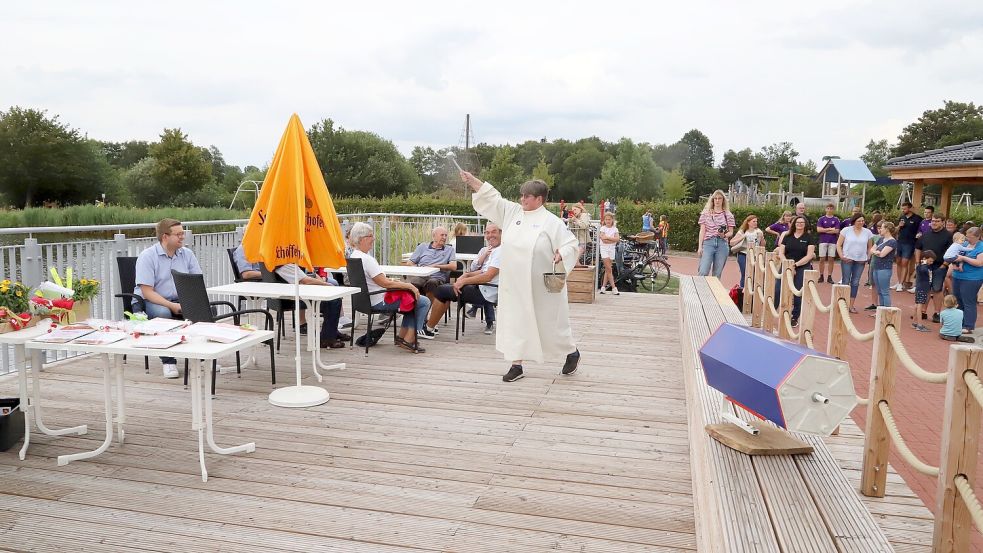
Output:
[679,275,895,552]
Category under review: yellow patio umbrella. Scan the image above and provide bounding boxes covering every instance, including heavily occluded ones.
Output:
[242,113,347,407]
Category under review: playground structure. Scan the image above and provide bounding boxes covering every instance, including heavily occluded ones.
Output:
[728,159,877,211]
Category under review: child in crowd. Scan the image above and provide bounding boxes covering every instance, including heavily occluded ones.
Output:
[657,215,669,255]
[944,231,970,271]
[910,251,936,332]
[940,294,975,342]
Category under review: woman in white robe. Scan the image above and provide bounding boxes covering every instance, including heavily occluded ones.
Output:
[461,171,581,382]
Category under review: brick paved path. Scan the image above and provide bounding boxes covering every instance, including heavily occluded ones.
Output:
[667,252,983,528]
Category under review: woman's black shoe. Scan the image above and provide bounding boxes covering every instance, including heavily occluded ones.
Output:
[503,365,524,382]
[561,349,581,375]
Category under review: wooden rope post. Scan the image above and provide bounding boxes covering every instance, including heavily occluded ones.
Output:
[799,269,819,346]
[861,306,901,497]
[827,284,850,359]
[742,247,754,315]
[933,345,983,552]
[750,247,764,327]
[763,252,776,334]
[778,259,795,340]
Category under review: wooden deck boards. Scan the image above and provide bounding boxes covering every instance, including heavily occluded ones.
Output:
[0,292,933,552]
[0,294,695,552]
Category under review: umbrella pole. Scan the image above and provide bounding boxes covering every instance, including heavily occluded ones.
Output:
[268,265,330,408]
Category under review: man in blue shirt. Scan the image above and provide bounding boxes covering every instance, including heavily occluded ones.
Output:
[405,226,456,297]
[232,244,261,280]
[134,218,202,378]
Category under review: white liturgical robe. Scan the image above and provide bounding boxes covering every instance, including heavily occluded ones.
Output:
[472,182,580,363]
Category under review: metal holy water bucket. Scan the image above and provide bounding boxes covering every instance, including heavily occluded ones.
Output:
[544,260,566,293]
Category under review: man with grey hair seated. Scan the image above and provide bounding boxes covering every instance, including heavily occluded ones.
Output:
[404,226,456,338]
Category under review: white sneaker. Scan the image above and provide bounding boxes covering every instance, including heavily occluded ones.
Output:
[894,283,904,292]
[162,363,179,379]
[484,323,495,335]
[907,286,916,293]
[338,316,353,328]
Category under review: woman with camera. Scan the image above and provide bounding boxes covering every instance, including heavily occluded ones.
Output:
[697,190,735,278]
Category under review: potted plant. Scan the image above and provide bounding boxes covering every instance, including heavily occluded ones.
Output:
[0,279,32,333]
[71,278,100,321]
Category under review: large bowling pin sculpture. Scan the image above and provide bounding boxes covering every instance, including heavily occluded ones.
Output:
[699,323,857,453]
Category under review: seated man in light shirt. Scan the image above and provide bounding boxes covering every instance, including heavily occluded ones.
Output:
[422,223,501,337]
[232,244,261,280]
[134,218,202,379]
[404,226,457,299]
[273,263,350,349]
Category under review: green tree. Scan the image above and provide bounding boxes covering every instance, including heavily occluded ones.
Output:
[0,107,113,207]
[679,129,718,200]
[894,101,983,157]
[651,141,689,172]
[531,155,556,189]
[662,169,694,204]
[593,139,664,201]
[861,139,891,178]
[100,140,151,170]
[121,158,165,207]
[409,146,442,192]
[556,140,610,202]
[306,118,420,197]
[719,148,768,185]
[484,145,526,198]
[760,141,799,175]
[149,128,212,205]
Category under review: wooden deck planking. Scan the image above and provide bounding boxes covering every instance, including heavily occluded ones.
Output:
[0,294,696,552]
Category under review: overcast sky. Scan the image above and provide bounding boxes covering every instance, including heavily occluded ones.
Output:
[3,1,981,170]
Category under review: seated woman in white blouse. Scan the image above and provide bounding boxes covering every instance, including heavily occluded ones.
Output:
[348,222,432,354]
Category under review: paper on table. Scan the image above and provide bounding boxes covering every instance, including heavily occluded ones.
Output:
[82,318,126,330]
[129,319,188,335]
[185,322,253,343]
[34,327,97,343]
[131,333,185,349]
[71,330,130,345]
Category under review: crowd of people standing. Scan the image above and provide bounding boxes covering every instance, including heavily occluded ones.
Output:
[695,193,983,342]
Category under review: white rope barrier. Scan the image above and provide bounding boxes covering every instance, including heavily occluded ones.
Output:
[965,371,983,411]
[782,311,800,339]
[769,261,781,279]
[954,475,983,535]
[838,299,875,341]
[856,395,869,406]
[806,281,831,313]
[877,401,940,477]
[803,329,814,349]
[884,326,948,384]
[784,268,802,297]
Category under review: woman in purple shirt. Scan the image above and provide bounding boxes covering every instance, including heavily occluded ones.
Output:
[765,211,792,249]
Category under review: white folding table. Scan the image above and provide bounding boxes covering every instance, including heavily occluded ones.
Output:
[0,325,89,462]
[327,265,438,278]
[207,283,358,408]
[24,330,274,482]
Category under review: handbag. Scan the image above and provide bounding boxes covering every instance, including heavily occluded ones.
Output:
[542,233,567,293]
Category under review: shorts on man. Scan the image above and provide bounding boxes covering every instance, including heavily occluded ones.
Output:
[897,241,916,260]
[818,242,837,259]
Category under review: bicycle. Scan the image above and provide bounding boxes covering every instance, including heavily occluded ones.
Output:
[600,237,671,293]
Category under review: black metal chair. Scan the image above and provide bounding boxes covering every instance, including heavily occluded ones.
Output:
[456,284,498,340]
[259,266,299,351]
[226,247,261,310]
[115,257,150,374]
[454,235,485,255]
[345,257,409,355]
[171,270,276,395]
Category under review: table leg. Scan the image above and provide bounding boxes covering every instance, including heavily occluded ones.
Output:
[57,353,114,466]
[204,361,255,458]
[310,300,344,379]
[189,358,207,482]
[113,355,126,444]
[17,345,31,460]
[27,349,87,438]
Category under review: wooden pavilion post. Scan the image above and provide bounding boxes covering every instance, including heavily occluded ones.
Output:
[940,182,954,219]
[912,180,924,209]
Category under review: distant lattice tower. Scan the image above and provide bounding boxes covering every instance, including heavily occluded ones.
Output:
[454,114,480,173]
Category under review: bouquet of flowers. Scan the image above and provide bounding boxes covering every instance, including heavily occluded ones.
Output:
[72,277,101,301]
[30,292,74,323]
[0,279,32,331]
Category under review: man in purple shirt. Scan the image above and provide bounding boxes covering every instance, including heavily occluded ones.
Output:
[840,205,862,229]
[816,203,840,283]
[916,205,934,239]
